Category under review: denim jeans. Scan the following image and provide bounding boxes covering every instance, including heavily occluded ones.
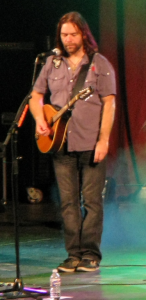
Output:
[53,147,106,262]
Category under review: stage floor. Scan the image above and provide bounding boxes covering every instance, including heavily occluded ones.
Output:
[0,201,146,299]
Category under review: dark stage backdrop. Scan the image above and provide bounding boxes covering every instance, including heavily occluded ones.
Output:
[0,0,146,202]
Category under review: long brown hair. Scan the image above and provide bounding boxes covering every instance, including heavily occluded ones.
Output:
[56,12,98,56]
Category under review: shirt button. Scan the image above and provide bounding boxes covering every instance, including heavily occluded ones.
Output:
[55,77,58,80]
[70,79,73,82]
[107,72,110,75]
[69,131,71,133]
[85,80,88,82]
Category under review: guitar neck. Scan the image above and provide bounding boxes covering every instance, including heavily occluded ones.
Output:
[53,95,78,123]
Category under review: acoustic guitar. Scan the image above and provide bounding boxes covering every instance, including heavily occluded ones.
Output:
[35,86,94,153]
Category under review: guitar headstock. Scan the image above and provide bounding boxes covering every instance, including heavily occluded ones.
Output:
[69,86,94,108]
[78,86,94,100]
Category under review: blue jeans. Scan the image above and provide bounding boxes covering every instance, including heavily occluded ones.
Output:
[53,148,106,262]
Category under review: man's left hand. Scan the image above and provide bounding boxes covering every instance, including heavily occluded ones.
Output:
[94,140,109,163]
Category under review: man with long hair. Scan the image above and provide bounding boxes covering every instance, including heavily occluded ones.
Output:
[29,12,116,272]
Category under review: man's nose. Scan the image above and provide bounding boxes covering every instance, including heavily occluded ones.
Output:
[66,34,72,42]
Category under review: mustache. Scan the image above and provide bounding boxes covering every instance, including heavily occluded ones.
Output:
[65,43,76,46]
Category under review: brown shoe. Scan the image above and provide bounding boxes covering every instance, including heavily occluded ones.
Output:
[58,258,80,272]
[76,259,99,272]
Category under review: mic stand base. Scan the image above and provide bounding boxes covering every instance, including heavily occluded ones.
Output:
[0,278,49,298]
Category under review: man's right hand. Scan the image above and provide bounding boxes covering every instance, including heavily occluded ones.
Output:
[29,90,54,136]
[36,117,52,136]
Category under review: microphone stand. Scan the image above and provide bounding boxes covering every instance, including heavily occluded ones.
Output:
[0,55,49,298]
[0,55,42,207]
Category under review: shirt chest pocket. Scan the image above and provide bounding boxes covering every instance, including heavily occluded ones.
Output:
[84,70,99,91]
[48,73,66,92]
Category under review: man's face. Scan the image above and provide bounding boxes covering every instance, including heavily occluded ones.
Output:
[60,22,84,55]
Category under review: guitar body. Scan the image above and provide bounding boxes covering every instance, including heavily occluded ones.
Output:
[35,87,93,154]
[36,104,69,153]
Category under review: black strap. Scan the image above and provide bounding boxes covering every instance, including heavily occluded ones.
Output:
[71,54,94,98]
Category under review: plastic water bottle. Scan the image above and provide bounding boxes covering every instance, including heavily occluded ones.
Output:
[50,269,61,300]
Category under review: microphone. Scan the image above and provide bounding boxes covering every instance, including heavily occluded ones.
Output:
[37,48,61,58]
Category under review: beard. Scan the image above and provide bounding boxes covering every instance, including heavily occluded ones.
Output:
[64,43,83,55]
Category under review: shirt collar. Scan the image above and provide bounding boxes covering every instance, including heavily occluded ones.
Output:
[62,53,89,65]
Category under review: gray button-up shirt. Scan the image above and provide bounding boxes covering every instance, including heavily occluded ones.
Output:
[33,53,116,151]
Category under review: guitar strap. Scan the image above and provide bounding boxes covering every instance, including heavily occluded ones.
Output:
[71,53,94,99]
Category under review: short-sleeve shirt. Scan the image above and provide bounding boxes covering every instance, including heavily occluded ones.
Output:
[33,53,116,151]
